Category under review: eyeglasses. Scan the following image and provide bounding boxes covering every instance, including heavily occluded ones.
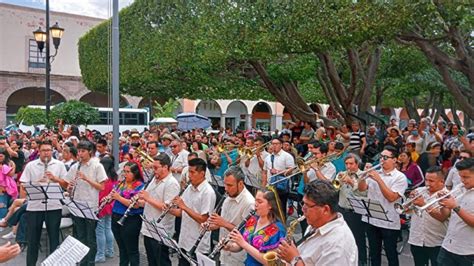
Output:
[381,155,394,160]
[301,201,318,210]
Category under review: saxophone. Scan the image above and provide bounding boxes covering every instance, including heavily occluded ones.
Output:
[263,215,306,266]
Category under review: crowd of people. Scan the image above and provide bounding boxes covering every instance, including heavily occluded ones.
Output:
[0,115,473,266]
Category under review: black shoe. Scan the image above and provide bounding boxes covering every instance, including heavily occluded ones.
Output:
[19,243,27,252]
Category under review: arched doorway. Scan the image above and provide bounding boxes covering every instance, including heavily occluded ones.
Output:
[226,101,248,130]
[79,92,129,107]
[6,87,66,123]
[252,102,272,131]
[196,100,222,129]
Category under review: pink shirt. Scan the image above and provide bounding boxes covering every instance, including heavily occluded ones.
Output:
[0,164,17,199]
[97,178,118,218]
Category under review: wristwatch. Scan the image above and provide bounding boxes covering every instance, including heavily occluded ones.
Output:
[453,206,461,213]
[291,256,303,266]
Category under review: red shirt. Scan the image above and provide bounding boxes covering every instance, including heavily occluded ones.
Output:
[97,178,118,218]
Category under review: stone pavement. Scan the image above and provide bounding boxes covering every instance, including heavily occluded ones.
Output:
[0,216,414,266]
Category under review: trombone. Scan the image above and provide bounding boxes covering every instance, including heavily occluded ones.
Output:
[135,147,154,165]
[239,140,272,158]
[417,184,469,214]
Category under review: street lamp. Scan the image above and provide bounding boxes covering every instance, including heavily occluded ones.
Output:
[32,0,65,126]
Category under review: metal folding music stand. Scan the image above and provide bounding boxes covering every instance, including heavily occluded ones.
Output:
[24,182,65,211]
[61,198,98,221]
[347,196,392,223]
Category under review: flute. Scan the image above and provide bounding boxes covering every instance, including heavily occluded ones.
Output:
[208,210,256,259]
[188,193,228,257]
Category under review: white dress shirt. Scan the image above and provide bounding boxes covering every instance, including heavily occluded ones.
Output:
[178,180,216,254]
[263,150,295,183]
[64,158,108,211]
[445,164,461,188]
[141,173,180,238]
[171,150,189,182]
[241,151,269,188]
[181,166,212,184]
[20,158,68,211]
[307,162,337,183]
[408,187,448,247]
[298,213,358,265]
[361,168,408,230]
[442,188,474,255]
[219,188,255,265]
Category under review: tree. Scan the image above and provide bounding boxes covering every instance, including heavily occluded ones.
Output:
[153,98,179,118]
[398,1,474,125]
[15,107,46,126]
[50,100,100,126]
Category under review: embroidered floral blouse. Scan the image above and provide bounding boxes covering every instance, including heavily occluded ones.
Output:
[111,180,144,216]
[240,215,286,266]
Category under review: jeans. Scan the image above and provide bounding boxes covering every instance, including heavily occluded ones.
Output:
[437,247,474,266]
[95,215,115,261]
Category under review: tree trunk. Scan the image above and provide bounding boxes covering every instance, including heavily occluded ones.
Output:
[404,98,420,121]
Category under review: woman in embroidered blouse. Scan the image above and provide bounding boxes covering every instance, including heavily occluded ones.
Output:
[111,162,144,266]
[226,189,286,266]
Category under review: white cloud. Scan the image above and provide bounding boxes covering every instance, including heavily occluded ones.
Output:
[33,0,134,19]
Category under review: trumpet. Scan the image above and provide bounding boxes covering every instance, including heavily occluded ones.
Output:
[216,144,241,153]
[354,163,383,183]
[394,186,430,215]
[239,141,272,157]
[417,184,469,214]
[332,171,358,190]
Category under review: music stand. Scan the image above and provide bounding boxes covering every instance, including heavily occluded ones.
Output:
[61,198,98,221]
[347,196,392,223]
[210,173,224,188]
[141,215,197,266]
[24,182,65,212]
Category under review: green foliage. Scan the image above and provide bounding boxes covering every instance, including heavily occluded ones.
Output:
[15,107,46,126]
[153,98,179,118]
[50,100,100,126]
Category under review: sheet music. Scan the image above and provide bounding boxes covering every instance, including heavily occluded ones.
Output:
[24,183,65,201]
[347,196,368,216]
[367,200,391,221]
[41,236,89,266]
[62,199,98,220]
[197,252,215,266]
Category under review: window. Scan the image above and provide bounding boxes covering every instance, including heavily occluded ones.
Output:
[28,39,46,68]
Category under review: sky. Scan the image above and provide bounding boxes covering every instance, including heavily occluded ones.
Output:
[0,0,134,18]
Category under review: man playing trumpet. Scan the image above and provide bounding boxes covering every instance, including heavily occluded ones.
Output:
[437,158,474,266]
[407,166,448,266]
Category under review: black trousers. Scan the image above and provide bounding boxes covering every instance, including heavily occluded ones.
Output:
[72,216,97,266]
[112,213,142,266]
[341,208,367,265]
[26,209,62,266]
[144,235,171,266]
[366,224,400,266]
[410,245,440,266]
[178,248,201,266]
[437,247,474,266]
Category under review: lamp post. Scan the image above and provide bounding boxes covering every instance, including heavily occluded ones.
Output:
[32,0,64,125]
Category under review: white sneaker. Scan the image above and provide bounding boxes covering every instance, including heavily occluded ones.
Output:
[2,231,15,239]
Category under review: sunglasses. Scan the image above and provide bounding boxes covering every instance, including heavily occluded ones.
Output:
[381,155,394,160]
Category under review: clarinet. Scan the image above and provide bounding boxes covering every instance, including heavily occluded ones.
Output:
[96,179,125,215]
[188,193,228,257]
[209,210,256,259]
[155,183,189,224]
[69,161,82,200]
[117,178,152,226]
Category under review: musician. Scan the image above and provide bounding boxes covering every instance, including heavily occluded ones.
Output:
[278,179,358,265]
[337,154,368,266]
[138,153,180,266]
[180,152,212,188]
[62,140,107,266]
[445,150,472,189]
[262,138,295,218]
[226,189,286,266]
[110,162,145,266]
[170,139,189,182]
[408,166,448,266]
[241,137,268,194]
[169,158,216,266]
[96,138,109,159]
[208,166,255,265]
[438,158,474,266]
[358,146,408,266]
[306,142,336,182]
[19,140,67,266]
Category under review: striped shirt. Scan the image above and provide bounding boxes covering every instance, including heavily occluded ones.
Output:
[349,130,366,151]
